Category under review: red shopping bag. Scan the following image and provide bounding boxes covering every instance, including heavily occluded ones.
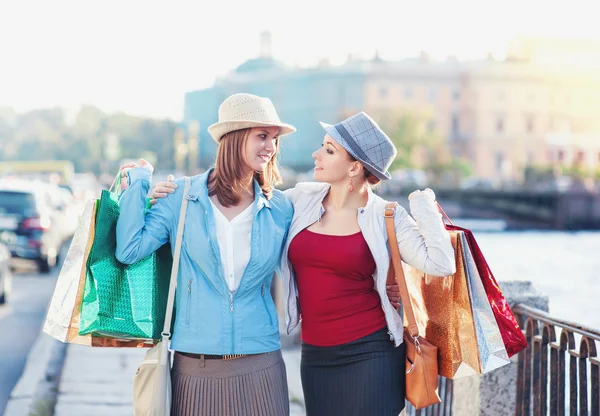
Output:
[438,204,528,358]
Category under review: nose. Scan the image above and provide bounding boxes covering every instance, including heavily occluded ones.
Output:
[312,149,320,160]
[265,138,276,152]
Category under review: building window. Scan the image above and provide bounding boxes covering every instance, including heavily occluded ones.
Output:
[338,85,346,104]
[428,88,437,102]
[497,90,505,101]
[527,152,534,165]
[451,114,459,135]
[379,87,388,98]
[558,150,565,162]
[496,117,504,134]
[496,152,505,174]
[426,119,436,133]
[404,87,413,99]
[452,89,461,101]
[526,116,534,134]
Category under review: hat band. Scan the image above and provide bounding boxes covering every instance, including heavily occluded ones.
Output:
[334,123,376,168]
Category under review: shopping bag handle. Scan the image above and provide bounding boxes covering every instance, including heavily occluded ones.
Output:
[436,202,453,226]
[108,172,123,194]
[384,202,419,339]
[161,176,191,339]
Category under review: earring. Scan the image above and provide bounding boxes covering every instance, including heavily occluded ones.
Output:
[348,177,355,192]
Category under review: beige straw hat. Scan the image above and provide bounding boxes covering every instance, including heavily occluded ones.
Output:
[208,93,296,142]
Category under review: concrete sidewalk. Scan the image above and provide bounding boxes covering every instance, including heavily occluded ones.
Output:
[54,344,305,416]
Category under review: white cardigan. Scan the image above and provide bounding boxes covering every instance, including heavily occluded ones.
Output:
[280,182,456,346]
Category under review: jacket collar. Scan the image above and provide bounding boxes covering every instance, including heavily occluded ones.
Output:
[186,169,271,210]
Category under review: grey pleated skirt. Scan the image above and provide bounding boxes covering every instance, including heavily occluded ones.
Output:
[171,350,289,416]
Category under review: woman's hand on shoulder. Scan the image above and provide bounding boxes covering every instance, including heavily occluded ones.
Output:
[150,174,177,205]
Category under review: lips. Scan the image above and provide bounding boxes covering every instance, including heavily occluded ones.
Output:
[258,154,271,162]
[314,165,323,171]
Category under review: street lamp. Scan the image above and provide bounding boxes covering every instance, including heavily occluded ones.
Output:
[188,121,200,175]
[173,127,187,174]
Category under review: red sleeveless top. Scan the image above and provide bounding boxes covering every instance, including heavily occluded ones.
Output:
[288,229,387,346]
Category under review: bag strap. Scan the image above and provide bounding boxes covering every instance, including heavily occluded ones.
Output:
[436,201,453,225]
[384,202,420,340]
[161,176,191,339]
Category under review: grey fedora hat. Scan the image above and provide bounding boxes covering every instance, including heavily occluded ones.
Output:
[319,112,398,180]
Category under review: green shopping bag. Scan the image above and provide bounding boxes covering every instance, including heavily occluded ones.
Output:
[79,176,173,340]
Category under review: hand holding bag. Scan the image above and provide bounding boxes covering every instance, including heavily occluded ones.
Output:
[133,176,191,416]
[385,202,441,409]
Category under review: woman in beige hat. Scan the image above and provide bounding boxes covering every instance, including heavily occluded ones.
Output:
[152,110,455,415]
[116,93,296,416]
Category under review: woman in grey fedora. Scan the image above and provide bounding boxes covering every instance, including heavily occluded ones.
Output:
[152,111,455,415]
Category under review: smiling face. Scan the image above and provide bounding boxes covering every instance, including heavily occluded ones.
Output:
[243,126,280,173]
[312,134,363,185]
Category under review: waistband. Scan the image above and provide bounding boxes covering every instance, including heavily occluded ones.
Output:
[178,352,248,361]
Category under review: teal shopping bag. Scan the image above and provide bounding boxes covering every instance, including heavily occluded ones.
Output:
[79,177,172,340]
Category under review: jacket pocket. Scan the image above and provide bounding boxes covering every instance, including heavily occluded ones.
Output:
[261,284,274,327]
[185,279,192,327]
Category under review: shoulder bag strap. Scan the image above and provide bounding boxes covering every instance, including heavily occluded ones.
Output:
[384,201,419,339]
[161,176,191,338]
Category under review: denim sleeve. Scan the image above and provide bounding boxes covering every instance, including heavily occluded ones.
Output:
[115,167,173,264]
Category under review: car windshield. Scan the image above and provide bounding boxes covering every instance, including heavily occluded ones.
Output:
[0,191,37,215]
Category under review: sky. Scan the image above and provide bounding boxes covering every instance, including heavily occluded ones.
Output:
[1,0,599,120]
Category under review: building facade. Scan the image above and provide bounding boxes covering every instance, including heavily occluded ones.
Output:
[183,36,600,181]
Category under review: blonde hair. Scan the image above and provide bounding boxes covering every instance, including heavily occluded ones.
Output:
[208,128,282,207]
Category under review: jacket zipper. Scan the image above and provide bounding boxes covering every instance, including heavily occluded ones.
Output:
[229,291,235,353]
[261,284,274,326]
[185,279,192,327]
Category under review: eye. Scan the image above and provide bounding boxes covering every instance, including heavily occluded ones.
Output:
[259,134,268,139]
[326,149,334,155]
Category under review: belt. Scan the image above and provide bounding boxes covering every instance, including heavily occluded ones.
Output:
[179,352,248,361]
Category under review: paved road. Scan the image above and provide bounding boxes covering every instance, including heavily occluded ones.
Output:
[0,260,61,415]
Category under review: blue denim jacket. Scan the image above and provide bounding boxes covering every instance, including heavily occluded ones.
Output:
[116,168,293,354]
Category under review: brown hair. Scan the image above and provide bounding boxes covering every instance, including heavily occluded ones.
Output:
[208,128,282,207]
[348,154,381,188]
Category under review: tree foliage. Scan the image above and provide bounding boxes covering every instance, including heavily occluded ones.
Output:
[0,105,177,175]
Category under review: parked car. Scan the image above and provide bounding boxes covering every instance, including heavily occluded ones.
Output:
[0,242,10,304]
[0,179,75,273]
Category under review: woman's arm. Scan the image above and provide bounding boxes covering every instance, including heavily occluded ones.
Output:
[394,189,456,277]
[116,166,176,264]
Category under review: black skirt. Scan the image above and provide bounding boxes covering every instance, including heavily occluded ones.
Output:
[301,327,406,416]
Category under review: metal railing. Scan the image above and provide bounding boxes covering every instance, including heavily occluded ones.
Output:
[405,377,454,416]
[514,304,600,415]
